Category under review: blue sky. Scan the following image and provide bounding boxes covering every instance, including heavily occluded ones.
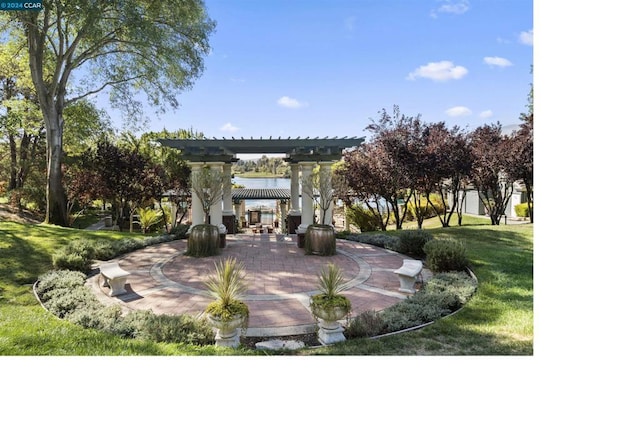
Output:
[105,0,533,141]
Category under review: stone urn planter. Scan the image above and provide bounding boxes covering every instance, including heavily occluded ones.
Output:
[309,263,351,345]
[304,224,336,256]
[310,302,350,345]
[206,313,247,348]
[203,257,249,348]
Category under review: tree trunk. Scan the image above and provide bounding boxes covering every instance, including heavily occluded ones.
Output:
[8,133,17,191]
[42,105,68,226]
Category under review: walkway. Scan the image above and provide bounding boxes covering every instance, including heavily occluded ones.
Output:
[88,233,430,337]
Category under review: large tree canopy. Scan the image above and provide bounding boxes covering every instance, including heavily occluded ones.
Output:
[3,0,216,225]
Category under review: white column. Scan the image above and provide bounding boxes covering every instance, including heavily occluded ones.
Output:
[210,162,223,226]
[300,161,315,226]
[279,200,287,232]
[190,163,204,226]
[319,161,333,225]
[234,202,242,222]
[222,163,233,215]
[289,163,300,214]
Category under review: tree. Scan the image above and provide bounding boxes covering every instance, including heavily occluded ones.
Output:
[509,112,533,223]
[339,143,391,231]
[302,165,333,225]
[6,0,215,225]
[0,37,46,211]
[191,166,224,225]
[469,123,515,225]
[403,120,440,229]
[429,124,473,227]
[363,106,417,229]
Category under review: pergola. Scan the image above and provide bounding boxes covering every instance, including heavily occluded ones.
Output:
[157,137,364,233]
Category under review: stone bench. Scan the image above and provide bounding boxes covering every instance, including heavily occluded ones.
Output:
[99,261,131,296]
[393,259,424,294]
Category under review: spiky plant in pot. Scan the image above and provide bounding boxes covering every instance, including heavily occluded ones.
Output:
[204,257,249,347]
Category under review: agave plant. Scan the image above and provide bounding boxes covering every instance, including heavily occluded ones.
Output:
[204,257,249,321]
[310,263,351,312]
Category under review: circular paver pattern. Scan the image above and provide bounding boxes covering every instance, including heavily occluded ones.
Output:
[89,233,429,337]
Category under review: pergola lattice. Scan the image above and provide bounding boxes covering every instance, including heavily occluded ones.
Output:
[156,137,365,233]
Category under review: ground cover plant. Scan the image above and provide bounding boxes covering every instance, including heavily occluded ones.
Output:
[0,215,532,355]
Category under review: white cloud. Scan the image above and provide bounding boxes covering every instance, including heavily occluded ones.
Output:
[220,122,239,133]
[483,56,513,67]
[277,96,307,109]
[479,110,493,118]
[407,61,468,81]
[430,0,470,18]
[344,16,356,32]
[519,29,533,46]
[446,106,472,117]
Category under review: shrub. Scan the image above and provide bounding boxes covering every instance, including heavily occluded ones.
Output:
[112,309,156,339]
[425,272,477,304]
[92,240,118,260]
[345,310,385,338]
[515,203,530,218]
[343,233,399,250]
[35,268,216,345]
[36,270,87,303]
[67,304,123,330]
[113,238,144,254]
[52,239,96,272]
[170,223,190,239]
[426,194,446,217]
[346,204,380,232]
[393,229,433,257]
[52,250,93,272]
[380,288,460,332]
[423,238,470,272]
[45,285,98,318]
[132,314,215,346]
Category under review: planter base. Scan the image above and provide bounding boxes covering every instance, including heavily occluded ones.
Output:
[208,314,245,348]
[317,319,346,345]
[214,329,241,348]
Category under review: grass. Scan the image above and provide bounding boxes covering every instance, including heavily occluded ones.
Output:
[0,215,533,355]
[302,221,533,355]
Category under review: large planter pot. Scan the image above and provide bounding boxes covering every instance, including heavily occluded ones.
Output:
[207,313,246,348]
[304,224,336,256]
[311,303,349,345]
[186,224,220,257]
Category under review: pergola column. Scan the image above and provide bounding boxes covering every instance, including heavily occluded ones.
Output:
[279,200,288,233]
[300,161,316,226]
[287,163,301,233]
[289,163,300,214]
[222,163,235,233]
[319,161,333,226]
[190,163,204,226]
[210,162,224,227]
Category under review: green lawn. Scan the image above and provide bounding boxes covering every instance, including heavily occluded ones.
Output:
[0,217,533,355]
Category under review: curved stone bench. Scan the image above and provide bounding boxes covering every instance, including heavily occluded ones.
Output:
[99,261,131,296]
[393,259,424,294]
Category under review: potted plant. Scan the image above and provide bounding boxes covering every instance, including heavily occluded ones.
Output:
[302,166,337,256]
[204,257,249,348]
[309,263,351,345]
[186,224,221,257]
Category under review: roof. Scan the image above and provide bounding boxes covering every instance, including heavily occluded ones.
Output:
[156,137,365,162]
[232,188,291,201]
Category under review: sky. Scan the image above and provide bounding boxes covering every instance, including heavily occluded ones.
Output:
[101,0,533,141]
